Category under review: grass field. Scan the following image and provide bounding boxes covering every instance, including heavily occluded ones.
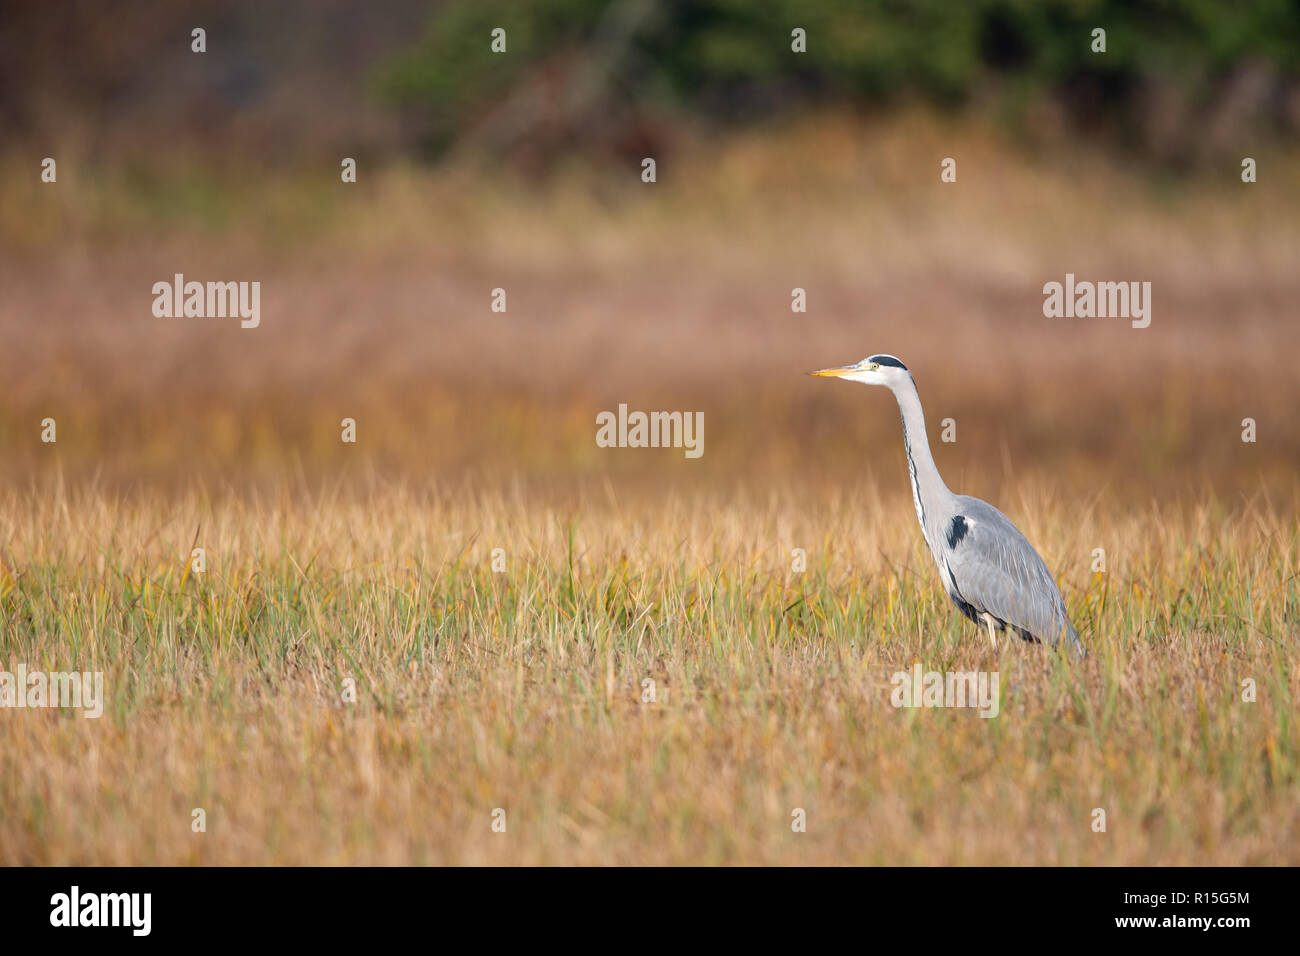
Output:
[1,114,1298,864]
[0,476,1297,864]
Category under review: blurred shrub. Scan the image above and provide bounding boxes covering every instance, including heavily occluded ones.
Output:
[378,0,1300,163]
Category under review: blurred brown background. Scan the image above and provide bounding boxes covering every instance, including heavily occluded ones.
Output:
[1,0,1297,499]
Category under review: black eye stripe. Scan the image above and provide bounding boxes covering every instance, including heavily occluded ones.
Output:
[866,354,908,370]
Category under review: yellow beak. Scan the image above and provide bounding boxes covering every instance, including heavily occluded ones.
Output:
[807,365,858,377]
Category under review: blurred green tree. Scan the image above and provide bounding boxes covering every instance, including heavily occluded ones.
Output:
[377,0,1300,166]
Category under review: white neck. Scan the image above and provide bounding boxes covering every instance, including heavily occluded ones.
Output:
[887,375,954,540]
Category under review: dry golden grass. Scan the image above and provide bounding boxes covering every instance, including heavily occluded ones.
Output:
[0,474,1296,864]
[1,113,1297,863]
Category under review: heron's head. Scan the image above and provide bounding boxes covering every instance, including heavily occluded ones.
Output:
[807,354,910,387]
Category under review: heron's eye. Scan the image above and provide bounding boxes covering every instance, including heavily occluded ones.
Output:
[870,363,880,371]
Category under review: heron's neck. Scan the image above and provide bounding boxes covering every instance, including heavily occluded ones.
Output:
[888,376,953,534]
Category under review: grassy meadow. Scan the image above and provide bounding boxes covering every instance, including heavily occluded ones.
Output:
[1,477,1296,864]
[1,114,1298,864]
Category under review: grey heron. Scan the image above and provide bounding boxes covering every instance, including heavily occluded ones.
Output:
[810,354,1086,658]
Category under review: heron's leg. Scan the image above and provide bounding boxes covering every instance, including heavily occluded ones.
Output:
[982,613,998,653]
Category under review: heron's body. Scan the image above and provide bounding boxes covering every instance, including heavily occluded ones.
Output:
[810,354,1085,658]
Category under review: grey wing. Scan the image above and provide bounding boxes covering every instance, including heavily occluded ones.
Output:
[942,496,1078,650]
